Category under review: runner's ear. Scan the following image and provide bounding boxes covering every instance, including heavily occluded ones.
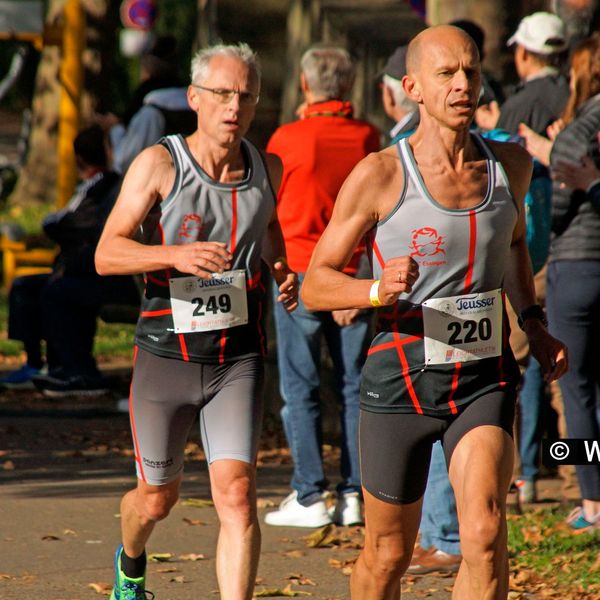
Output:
[402,74,422,103]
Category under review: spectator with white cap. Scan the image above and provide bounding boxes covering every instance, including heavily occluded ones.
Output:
[476,11,570,136]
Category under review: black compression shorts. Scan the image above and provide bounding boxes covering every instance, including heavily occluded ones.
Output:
[359,390,516,504]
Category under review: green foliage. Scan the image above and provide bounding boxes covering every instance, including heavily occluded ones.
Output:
[508,506,600,593]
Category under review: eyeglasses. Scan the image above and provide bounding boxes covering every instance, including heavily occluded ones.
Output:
[193,84,260,106]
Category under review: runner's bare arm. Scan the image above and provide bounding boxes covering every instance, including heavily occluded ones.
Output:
[302,150,418,311]
[494,141,568,380]
[95,145,232,278]
[262,152,298,312]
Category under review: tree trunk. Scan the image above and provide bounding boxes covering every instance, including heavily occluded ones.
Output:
[10,0,116,209]
[194,0,218,52]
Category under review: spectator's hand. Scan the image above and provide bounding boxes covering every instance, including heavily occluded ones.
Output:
[377,256,419,305]
[554,156,600,190]
[273,259,298,312]
[95,112,121,131]
[170,241,232,278]
[518,123,552,166]
[474,100,500,131]
[526,320,569,382]
[546,118,565,141]
[332,308,361,326]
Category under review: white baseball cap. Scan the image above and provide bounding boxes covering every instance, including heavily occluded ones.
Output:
[507,12,567,55]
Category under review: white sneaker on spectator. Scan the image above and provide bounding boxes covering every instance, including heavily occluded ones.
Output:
[264,491,332,528]
[329,492,363,526]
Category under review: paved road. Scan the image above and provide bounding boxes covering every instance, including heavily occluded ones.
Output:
[0,379,455,600]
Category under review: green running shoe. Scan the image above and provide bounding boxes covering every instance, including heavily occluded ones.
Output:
[110,544,154,600]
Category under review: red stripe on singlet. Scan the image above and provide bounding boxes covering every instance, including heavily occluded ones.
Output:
[464,210,477,293]
[372,239,385,270]
[368,335,421,356]
[141,309,172,317]
[446,362,461,414]
[230,188,238,255]
[392,332,424,414]
[129,346,146,483]
[216,187,239,364]
[178,334,189,361]
[446,210,478,411]
[218,330,227,364]
[146,274,170,287]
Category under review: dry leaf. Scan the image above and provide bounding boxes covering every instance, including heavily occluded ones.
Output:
[88,581,112,595]
[41,535,60,541]
[157,567,179,573]
[181,498,214,508]
[179,553,205,561]
[0,574,12,580]
[182,517,206,526]
[63,529,76,536]
[284,550,305,558]
[170,575,186,583]
[148,552,173,562]
[305,524,339,548]
[254,583,312,597]
[287,574,316,586]
[257,499,276,508]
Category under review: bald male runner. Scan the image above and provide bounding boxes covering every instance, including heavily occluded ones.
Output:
[302,26,567,599]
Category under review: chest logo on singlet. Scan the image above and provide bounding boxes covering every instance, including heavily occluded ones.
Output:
[408,227,447,267]
[178,214,204,240]
[409,227,446,260]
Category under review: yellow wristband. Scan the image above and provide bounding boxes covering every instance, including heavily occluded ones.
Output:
[369,280,382,307]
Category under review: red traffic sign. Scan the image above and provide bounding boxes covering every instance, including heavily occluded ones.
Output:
[120,0,157,31]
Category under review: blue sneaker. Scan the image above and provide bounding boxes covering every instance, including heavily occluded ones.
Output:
[0,364,42,388]
[110,545,154,600]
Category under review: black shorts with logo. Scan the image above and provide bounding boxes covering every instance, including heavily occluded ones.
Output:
[359,390,516,504]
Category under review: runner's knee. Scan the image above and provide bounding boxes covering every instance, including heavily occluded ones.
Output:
[459,504,504,560]
[212,470,255,524]
[363,534,412,580]
[137,485,180,522]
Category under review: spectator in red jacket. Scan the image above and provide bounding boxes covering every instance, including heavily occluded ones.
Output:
[264,45,380,528]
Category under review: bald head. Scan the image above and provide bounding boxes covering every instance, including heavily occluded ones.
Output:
[406,25,480,75]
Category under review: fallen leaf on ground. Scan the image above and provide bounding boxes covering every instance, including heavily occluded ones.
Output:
[286,574,316,586]
[170,575,186,583]
[41,535,60,541]
[179,553,205,561]
[148,552,173,562]
[157,567,179,573]
[182,517,206,526]
[305,525,339,548]
[181,498,214,508]
[254,583,312,597]
[88,581,112,595]
[283,550,305,558]
[257,499,276,508]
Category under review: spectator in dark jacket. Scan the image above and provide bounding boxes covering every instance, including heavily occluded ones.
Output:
[521,33,600,532]
[0,126,139,395]
[476,12,570,136]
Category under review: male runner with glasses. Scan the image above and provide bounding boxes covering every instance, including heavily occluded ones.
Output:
[96,42,298,600]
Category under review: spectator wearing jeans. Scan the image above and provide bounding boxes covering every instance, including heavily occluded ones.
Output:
[264,45,379,528]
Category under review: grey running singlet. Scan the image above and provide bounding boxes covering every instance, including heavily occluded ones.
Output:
[360,134,521,416]
[135,134,275,363]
